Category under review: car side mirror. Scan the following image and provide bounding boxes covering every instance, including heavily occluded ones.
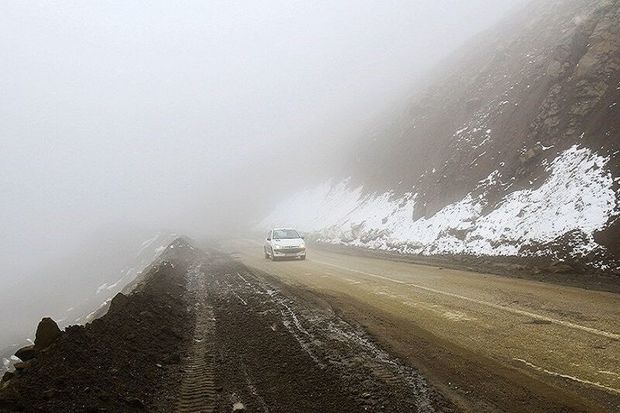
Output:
[301,236,305,239]
[266,237,271,241]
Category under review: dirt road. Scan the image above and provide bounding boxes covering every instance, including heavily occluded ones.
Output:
[190,250,455,412]
[2,239,454,412]
[3,239,618,412]
[223,239,620,413]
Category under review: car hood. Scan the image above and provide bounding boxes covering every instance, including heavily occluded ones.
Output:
[272,238,304,247]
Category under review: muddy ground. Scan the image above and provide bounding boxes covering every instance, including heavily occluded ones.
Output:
[1,240,455,412]
[225,238,620,413]
[0,238,200,412]
[201,252,455,412]
[4,238,616,412]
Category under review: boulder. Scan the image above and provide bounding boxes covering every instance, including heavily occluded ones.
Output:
[232,402,246,412]
[1,371,14,383]
[519,143,544,164]
[13,359,37,373]
[546,60,564,78]
[34,318,62,351]
[13,361,29,373]
[15,345,36,362]
[108,292,129,314]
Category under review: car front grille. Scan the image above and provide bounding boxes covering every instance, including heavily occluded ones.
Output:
[279,247,304,254]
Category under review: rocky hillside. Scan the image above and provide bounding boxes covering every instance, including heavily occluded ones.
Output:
[262,0,620,272]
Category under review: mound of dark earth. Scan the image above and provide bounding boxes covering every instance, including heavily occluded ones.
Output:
[0,239,200,412]
[1,239,457,413]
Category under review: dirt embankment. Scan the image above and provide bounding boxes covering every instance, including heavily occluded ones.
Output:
[0,238,201,412]
[1,241,459,413]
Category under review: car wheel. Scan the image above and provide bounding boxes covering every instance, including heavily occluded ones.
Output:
[300,255,306,260]
[264,249,269,259]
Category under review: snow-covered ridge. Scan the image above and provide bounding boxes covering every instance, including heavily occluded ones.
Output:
[262,145,618,264]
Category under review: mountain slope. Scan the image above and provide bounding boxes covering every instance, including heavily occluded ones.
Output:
[262,0,620,272]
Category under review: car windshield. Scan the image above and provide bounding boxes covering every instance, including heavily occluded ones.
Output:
[273,229,301,239]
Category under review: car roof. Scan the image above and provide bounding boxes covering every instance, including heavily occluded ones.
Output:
[272,227,298,231]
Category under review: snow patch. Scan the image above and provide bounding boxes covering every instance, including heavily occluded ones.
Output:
[95,283,108,295]
[262,145,617,262]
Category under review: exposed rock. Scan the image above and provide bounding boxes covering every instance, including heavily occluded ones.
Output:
[15,345,36,362]
[546,60,564,78]
[232,401,246,412]
[519,143,544,164]
[34,318,62,351]
[124,397,145,409]
[13,361,34,372]
[548,261,576,274]
[1,371,14,383]
[107,292,129,314]
[333,0,620,271]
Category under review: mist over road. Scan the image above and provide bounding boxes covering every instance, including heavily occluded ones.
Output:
[1,1,618,411]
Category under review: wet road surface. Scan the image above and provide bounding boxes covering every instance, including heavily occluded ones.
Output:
[217,239,620,412]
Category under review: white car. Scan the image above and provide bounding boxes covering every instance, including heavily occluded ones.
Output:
[264,228,306,261]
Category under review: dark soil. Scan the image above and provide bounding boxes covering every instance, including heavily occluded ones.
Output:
[0,239,201,413]
[1,241,456,412]
[203,254,456,412]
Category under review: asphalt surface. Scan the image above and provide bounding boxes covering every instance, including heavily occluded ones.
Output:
[223,239,620,413]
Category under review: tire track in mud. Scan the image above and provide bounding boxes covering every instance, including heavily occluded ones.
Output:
[173,249,457,412]
[207,257,456,413]
[177,264,217,413]
[247,269,440,412]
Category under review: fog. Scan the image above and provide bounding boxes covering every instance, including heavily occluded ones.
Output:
[1,1,522,344]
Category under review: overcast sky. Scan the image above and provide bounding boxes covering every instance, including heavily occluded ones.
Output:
[0,0,524,281]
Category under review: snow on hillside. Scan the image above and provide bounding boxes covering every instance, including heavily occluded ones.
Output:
[262,145,619,268]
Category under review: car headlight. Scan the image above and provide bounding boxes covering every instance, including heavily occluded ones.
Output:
[273,245,283,250]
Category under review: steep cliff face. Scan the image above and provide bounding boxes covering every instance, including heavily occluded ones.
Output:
[263,0,620,271]
[353,0,619,207]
